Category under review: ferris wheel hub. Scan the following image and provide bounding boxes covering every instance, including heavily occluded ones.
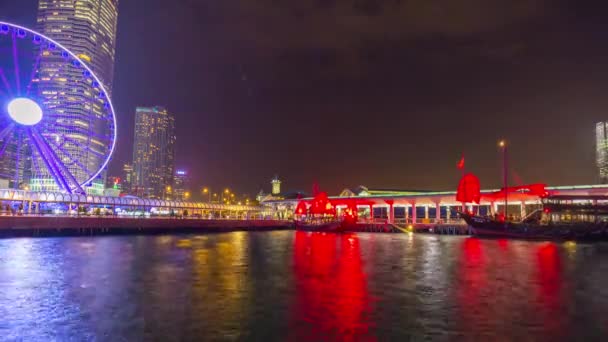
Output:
[7,97,43,126]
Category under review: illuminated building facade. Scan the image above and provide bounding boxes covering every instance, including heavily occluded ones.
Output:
[122,163,133,194]
[173,170,190,201]
[272,175,281,195]
[33,0,119,191]
[132,106,176,199]
[597,122,608,183]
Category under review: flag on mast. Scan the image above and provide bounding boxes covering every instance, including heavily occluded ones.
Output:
[457,154,465,170]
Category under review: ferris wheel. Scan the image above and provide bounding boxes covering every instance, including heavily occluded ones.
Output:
[0,21,117,194]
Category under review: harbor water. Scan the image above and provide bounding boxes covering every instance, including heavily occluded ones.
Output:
[1,231,607,340]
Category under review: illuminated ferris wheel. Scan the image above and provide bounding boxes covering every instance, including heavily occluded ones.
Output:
[0,22,117,193]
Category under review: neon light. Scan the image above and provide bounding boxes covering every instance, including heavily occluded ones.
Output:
[7,98,43,125]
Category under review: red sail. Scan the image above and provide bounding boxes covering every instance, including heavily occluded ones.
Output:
[309,192,336,216]
[295,201,308,215]
[456,173,481,203]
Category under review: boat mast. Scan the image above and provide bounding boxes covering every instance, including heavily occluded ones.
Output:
[499,140,508,223]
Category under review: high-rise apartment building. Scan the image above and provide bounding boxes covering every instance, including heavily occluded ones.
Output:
[132,106,176,199]
[33,0,119,192]
[596,122,608,183]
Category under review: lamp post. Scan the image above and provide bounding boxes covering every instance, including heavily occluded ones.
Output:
[499,140,508,222]
[203,187,210,203]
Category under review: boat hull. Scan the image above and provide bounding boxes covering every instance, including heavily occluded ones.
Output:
[294,221,343,233]
[461,213,608,241]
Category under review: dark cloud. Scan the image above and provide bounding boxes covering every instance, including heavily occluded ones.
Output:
[208,0,551,49]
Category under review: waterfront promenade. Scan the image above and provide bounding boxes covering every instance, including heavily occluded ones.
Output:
[0,216,292,237]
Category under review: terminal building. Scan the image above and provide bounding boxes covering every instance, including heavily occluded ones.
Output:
[263,184,608,224]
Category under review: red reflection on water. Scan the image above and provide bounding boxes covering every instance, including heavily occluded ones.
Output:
[535,243,564,336]
[536,243,561,298]
[291,231,374,341]
[498,239,509,250]
[455,238,488,332]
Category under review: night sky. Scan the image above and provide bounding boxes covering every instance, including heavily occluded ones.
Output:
[2,1,607,196]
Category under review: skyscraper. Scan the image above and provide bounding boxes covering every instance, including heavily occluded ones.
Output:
[132,106,176,199]
[33,0,119,192]
[37,0,119,93]
[596,122,608,183]
[122,163,133,194]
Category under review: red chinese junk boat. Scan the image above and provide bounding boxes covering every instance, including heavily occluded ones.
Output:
[293,189,362,232]
[457,176,608,240]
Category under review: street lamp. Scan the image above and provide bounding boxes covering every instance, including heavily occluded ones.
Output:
[222,188,230,202]
[203,187,210,202]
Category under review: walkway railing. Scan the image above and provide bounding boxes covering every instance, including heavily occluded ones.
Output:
[0,189,261,211]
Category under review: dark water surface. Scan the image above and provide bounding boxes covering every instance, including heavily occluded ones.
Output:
[1,231,608,341]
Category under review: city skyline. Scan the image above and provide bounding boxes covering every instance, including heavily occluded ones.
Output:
[1,1,607,195]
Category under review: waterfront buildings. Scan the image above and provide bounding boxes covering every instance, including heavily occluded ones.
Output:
[173,170,190,201]
[32,0,120,192]
[265,184,608,223]
[597,122,608,183]
[132,106,176,199]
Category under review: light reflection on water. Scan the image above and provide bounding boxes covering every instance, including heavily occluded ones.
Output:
[0,232,607,340]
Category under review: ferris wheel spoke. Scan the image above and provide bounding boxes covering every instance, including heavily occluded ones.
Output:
[31,128,85,194]
[30,144,42,177]
[11,33,22,94]
[62,136,107,158]
[13,130,24,187]
[47,138,93,177]
[24,53,42,96]
[0,124,15,142]
[27,129,71,192]
[0,69,14,97]
[0,132,12,159]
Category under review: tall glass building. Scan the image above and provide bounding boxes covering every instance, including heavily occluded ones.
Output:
[33,0,119,192]
[132,107,176,199]
[596,122,608,183]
